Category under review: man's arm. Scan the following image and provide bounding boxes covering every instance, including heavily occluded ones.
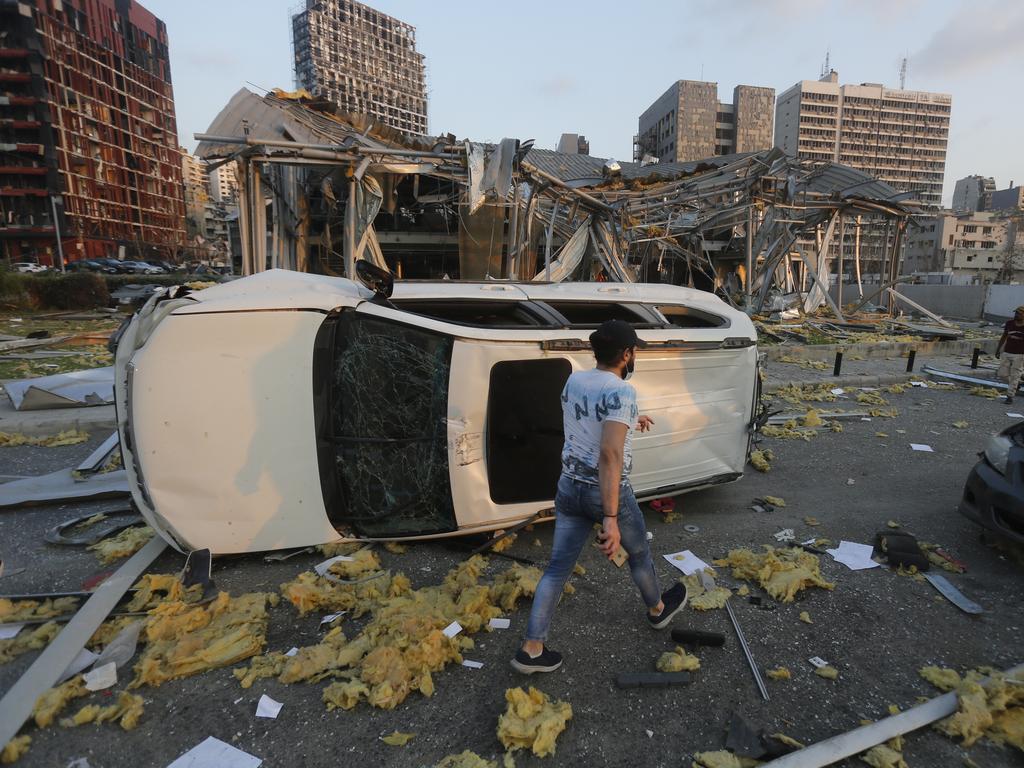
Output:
[997,329,1008,357]
[598,420,628,558]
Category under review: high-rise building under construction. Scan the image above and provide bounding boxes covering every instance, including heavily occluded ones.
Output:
[291,0,427,135]
[0,0,185,264]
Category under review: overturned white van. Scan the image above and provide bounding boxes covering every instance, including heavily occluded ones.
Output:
[114,269,759,555]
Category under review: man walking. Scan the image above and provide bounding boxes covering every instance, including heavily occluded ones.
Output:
[995,305,1024,405]
[511,319,687,674]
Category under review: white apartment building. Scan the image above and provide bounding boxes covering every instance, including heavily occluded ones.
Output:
[208,165,239,203]
[775,71,951,209]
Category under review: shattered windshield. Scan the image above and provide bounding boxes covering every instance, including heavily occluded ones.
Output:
[326,312,456,536]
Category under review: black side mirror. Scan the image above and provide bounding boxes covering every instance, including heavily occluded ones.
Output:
[355,259,394,300]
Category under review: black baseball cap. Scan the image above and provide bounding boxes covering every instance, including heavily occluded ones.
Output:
[589,319,647,353]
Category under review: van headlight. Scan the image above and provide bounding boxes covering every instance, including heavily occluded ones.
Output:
[983,435,1013,476]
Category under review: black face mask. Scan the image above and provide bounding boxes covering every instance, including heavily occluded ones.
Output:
[623,354,635,380]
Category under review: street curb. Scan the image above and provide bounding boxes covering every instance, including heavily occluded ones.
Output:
[0,404,115,438]
[765,372,918,393]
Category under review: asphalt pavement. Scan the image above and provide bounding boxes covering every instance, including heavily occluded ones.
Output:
[0,384,1023,768]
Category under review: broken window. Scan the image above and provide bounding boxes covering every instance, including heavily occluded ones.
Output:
[487,359,571,504]
[390,299,548,327]
[319,312,456,537]
[542,301,659,328]
[655,304,730,329]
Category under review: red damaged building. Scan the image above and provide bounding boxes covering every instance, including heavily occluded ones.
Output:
[0,0,185,265]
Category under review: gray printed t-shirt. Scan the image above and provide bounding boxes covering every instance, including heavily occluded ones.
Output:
[560,368,638,485]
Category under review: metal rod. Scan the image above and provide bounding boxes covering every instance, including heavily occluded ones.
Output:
[833,351,843,377]
[971,348,981,369]
[724,599,769,701]
[906,350,916,373]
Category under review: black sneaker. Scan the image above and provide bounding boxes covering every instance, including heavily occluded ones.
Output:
[1005,395,1014,405]
[647,583,688,629]
[511,646,563,674]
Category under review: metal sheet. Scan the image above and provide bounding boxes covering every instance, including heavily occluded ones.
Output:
[0,468,128,509]
[3,366,114,410]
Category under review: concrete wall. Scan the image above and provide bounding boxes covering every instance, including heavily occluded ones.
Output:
[985,284,1024,319]
[827,282,1024,320]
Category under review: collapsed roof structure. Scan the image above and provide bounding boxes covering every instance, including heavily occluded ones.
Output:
[196,88,920,318]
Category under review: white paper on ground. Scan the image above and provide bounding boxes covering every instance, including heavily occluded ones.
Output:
[830,388,844,395]
[442,621,462,638]
[910,381,928,387]
[461,659,484,669]
[860,387,878,391]
[488,617,510,630]
[808,656,829,668]
[860,417,872,421]
[284,647,298,657]
[1007,412,1024,418]
[319,611,346,625]
[826,540,880,571]
[313,555,354,576]
[166,736,262,768]
[773,528,795,542]
[800,538,817,546]
[0,623,24,640]
[59,648,99,683]
[83,661,117,691]
[255,694,283,719]
[910,443,934,452]
[662,550,710,576]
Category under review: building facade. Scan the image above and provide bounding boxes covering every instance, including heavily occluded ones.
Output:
[291,0,427,135]
[952,175,995,213]
[180,148,208,240]
[208,164,238,203]
[0,0,185,265]
[775,70,951,209]
[635,81,775,163]
[903,210,1020,281]
[988,184,1024,213]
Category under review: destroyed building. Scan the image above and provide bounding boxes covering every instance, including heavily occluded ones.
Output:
[196,88,920,318]
[291,0,428,136]
[0,0,186,265]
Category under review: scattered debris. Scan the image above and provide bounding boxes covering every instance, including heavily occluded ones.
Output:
[952,420,969,429]
[434,751,498,768]
[750,449,773,473]
[691,749,761,768]
[799,611,813,624]
[383,542,407,555]
[803,517,820,527]
[165,736,261,768]
[255,694,282,719]
[968,386,1001,399]
[0,430,90,448]
[87,526,155,565]
[381,731,415,746]
[826,540,880,571]
[0,622,60,665]
[690,585,732,611]
[714,547,835,603]
[656,647,701,672]
[59,691,144,730]
[496,686,572,758]
[762,496,786,508]
[816,665,840,680]
[0,735,30,764]
[766,667,791,681]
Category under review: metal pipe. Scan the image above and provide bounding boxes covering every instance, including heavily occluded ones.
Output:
[520,161,614,214]
[725,599,769,701]
[193,133,462,158]
[745,205,753,310]
[906,350,916,372]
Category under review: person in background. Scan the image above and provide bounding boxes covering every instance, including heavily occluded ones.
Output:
[995,305,1024,405]
[511,319,687,674]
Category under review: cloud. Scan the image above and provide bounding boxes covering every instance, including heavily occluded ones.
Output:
[913,1,1024,79]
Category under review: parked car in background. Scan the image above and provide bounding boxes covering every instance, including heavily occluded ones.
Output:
[154,260,184,273]
[10,262,48,273]
[119,261,165,275]
[959,420,1024,544]
[67,259,117,273]
[115,265,761,555]
[93,258,132,273]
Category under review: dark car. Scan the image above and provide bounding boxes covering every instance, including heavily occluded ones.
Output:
[67,259,115,273]
[93,258,131,273]
[959,421,1024,544]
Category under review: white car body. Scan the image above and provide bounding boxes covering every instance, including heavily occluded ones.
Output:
[115,270,759,555]
[11,262,47,273]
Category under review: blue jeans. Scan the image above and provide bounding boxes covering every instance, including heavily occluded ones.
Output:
[525,474,662,642]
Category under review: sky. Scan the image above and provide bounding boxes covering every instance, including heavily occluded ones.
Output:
[150,0,1024,207]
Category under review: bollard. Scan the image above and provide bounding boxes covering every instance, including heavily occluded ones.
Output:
[971,348,981,369]
[833,351,843,377]
[906,350,916,373]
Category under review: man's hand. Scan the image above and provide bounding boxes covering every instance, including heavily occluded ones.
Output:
[599,517,621,558]
[637,415,654,433]
[996,350,1002,359]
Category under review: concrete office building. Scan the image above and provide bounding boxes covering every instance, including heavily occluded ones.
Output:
[291,0,427,135]
[989,184,1024,213]
[952,175,995,213]
[635,81,774,163]
[775,70,951,209]
[0,0,185,265]
[903,210,1014,280]
[556,133,589,156]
